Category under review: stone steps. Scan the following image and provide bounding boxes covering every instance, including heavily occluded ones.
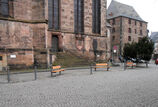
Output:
[53,51,93,68]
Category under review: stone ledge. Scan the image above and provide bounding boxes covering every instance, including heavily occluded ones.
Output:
[0,17,47,24]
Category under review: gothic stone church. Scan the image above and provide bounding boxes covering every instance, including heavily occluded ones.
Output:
[0,0,110,69]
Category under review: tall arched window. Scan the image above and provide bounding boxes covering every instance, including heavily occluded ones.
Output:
[48,0,60,30]
[74,0,84,34]
[92,0,101,34]
[0,0,9,17]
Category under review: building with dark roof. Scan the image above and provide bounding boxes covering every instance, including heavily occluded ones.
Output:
[107,0,145,22]
[150,32,158,55]
[150,32,158,43]
[107,0,148,61]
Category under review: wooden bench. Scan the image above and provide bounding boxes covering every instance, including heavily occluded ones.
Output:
[124,61,136,70]
[51,66,64,77]
[90,63,110,74]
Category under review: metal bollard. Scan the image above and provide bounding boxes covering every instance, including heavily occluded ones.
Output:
[34,66,37,80]
[146,62,148,68]
[90,64,93,75]
[50,65,53,77]
[124,62,126,70]
[7,66,10,83]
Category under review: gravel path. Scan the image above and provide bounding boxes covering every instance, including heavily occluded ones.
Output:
[0,63,158,107]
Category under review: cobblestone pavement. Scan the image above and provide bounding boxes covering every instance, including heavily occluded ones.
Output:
[0,63,158,107]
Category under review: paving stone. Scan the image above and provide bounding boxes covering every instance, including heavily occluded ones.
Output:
[0,63,158,107]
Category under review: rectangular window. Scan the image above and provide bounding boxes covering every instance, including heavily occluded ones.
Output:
[140,30,142,35]
[0,56,2,61]
[40,52,47,54]
[135,29,137,34]
[0,0,9,17]
[135,20,137,25]
[112,36,115,41]
[128,28,131,33]
[140,22,142,27]
[48,0,60,30]
[112,28,115,33]
[92,0,101,34]
[74,0,84,34]
[112,18,115,25]
[128,36,131,41]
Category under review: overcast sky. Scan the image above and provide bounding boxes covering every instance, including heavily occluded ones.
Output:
[107,0,158,34]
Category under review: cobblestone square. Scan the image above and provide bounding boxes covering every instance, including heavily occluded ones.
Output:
[0,63,158,107]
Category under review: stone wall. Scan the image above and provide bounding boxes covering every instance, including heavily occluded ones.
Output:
[32,24,46,49]
[84,0,92,34]
[108,17,121,46]
[108,16,147,46]
[62,33,107,60]
[47,0,109,61]
[122,17,147,44]
[0,20,46,50]
[13,0,45,21]
[0,0,46,69]
[6,50,34,69]
[0,20,47,68]
[60,0,74,32]
[59,0,107,36]
[0,20,33,49]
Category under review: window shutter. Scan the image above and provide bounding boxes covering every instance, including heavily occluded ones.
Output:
[74,0,78,33]
[48,0,53,29]
[0,0,9,16]
[53,0,59,30]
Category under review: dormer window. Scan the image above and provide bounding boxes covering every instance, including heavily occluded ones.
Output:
[108,12,113,16]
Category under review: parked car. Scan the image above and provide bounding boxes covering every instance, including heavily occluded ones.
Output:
[124,57,146,63]
[155,58,158,65]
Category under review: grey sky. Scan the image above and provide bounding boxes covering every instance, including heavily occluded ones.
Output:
[107,0,158,33]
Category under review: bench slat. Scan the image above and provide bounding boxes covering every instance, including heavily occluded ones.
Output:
[96,63,108,66]
[52,66,61,69]
[52,69,64,73]
[95,66,109,68]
